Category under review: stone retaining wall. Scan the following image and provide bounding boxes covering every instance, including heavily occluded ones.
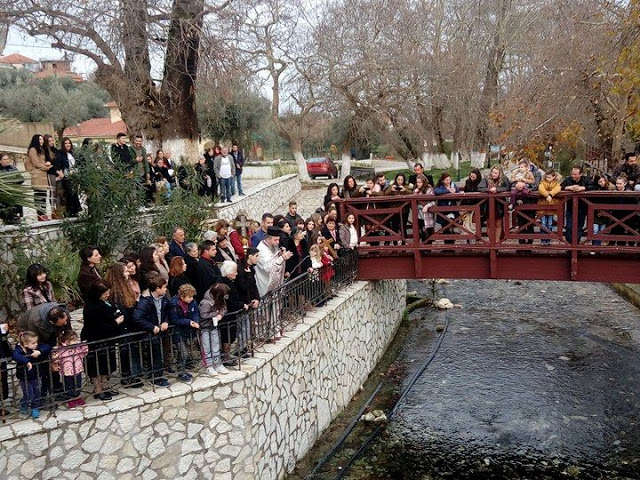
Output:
[0,279,406,479]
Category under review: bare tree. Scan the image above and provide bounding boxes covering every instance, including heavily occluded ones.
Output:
[0,0,230,160]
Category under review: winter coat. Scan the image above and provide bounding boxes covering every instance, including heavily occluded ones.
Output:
[25,147,49,189]
[52,342,88,376]
[285,237,310,276]
[132,294,170,333]
[77,264,102,301]
[236,264,260,306]
[537,175,563,216]
[12,343,52,381]
[168,296,200,339]
[198,289,227,329]
[338,223,359,250]
[23,282,55,310]
[17,302,72,347]
[195,257,221,301]
[415,186,437,229]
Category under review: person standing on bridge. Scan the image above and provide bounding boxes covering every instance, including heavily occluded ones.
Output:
[561,165,592,244]
[612,152,639,190]
[478,166,510,243]
[537,169,562,246]
[434,172,460,246]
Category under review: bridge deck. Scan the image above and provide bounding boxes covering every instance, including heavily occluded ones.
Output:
[340,191,640,283]
[357,250,637,283]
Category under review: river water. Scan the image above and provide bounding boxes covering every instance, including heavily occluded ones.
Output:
[349,279,640,479]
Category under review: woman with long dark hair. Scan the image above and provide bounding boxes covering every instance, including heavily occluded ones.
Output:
[25,134,50,220]
[105,262,143,387]
[54,137,81,216]
[324,183,341,210]
[138,246,161,292]
[342,175,359,199]
[460,168,483,239]
[81,281,124,400]
[77,246,103,301]
[384,173,411,241]
[434,172,460,246]
[23,263,55,310]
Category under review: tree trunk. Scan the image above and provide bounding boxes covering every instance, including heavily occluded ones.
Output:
[341,151,351,178]
[476,0,510,149]
[611,90,631,162]
[159,0,204,162]
[292,139,310,182]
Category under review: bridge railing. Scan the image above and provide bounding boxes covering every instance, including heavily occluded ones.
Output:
[340,191,640,254]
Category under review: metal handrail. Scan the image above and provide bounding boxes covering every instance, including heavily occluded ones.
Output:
[0,251,359,419]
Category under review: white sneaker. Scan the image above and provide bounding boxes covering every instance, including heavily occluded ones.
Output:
[206,366,218,376]
[214,364,229,375]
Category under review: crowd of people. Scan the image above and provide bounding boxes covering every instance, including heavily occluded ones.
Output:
[0,194,360,419]
[0,133,247,224]
[328,153,640,247]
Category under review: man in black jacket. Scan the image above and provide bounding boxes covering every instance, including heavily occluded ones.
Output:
[195,240,221,301]
[111,132,133,171]
[561,165,592,244]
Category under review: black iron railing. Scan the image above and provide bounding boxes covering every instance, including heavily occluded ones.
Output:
[0,250,359,420]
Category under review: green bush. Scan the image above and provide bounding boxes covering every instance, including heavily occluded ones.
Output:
[150,167,212,244]
[0,228,82,321]
[63,144,144,256]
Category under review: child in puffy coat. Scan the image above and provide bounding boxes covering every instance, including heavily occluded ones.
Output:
[537,169,562,245]
[13,331,51,419]
[168,283,200,382]
[509,159,536,210]
[52,330,88,408]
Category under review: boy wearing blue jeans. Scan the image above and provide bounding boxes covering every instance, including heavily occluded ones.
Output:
[133,275,171,387]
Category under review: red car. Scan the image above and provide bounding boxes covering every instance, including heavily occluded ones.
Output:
[306,157,339,179]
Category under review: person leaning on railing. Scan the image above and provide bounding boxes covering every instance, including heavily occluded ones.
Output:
[477,166,510,243]
[105,261,143,388]
[132,275,172,388]
[413,174,436,242]
[611,174,638,246]
[168,284,201,382]
[383,173,411,243]
[590,175,616,246]
[560,165,593,244]
[434,172,460,245]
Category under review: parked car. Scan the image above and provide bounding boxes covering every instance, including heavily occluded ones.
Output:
[306,157,339,179]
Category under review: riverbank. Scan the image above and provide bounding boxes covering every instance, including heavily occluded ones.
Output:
[292,279,640,480]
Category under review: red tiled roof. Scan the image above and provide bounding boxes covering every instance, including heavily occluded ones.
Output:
[64,118,128,138]
[0,53,38,65]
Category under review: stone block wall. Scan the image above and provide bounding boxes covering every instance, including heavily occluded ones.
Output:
[213,174,301,220]
[0,279,406,479]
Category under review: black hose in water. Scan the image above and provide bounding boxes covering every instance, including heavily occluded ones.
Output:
[333,314,451,480]
[304,381,384,479]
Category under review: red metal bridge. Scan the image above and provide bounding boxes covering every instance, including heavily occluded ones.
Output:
[340,192,640,283]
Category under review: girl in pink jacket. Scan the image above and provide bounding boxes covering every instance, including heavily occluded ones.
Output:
[52,330,88,408]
